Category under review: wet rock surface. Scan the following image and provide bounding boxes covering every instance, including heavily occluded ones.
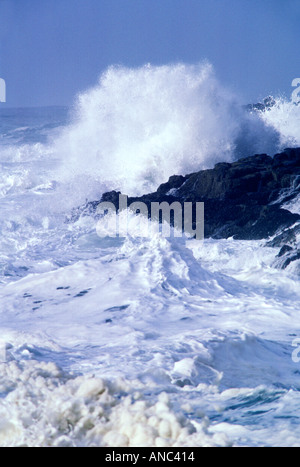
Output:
[73,148,300,268]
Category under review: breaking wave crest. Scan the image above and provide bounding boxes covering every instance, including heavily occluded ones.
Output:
[53,63,284,198]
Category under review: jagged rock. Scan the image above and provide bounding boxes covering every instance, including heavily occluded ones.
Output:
[101,190,122,205]
[282,250,300,269]
[267,223,300,269]
[276,248,300,270]
[277,245,294,258]
[266,227,298,248]
[73,148,300,246]
[156,175,186,196]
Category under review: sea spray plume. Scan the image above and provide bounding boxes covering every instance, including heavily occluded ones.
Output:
[3,63,284,217]
[233,101,281,161]
[53,63,242,198]
[257,96,300,148]
[52,62,283,204]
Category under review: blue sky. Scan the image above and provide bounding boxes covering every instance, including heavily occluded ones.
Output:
[0,0,299,107]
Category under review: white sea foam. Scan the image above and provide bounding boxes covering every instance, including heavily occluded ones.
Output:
[0,234,300,446]
[0,359,232,447]
[1,63,300,447]
[259,97,300,148]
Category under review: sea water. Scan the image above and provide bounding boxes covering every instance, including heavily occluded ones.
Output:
[0,63,300,447]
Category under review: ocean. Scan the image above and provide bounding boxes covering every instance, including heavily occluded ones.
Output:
[0,63,300,447]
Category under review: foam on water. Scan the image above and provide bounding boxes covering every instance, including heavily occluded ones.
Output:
[0,359,234,447]
[0,233,300,446]
[1,62,300,446]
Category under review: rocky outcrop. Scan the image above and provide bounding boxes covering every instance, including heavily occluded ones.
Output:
[171,148,300,240]
[71,147,300,267]
[266,223,300,270]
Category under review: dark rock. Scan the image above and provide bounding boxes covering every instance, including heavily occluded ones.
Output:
[156,175,186,196]
[266,227,298,248]
[101,190,122,205]
[268,223,300,270]
[73,147,300,244]
[280,250,300,270]
[273,148,300,168]
[277,245,294,258]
